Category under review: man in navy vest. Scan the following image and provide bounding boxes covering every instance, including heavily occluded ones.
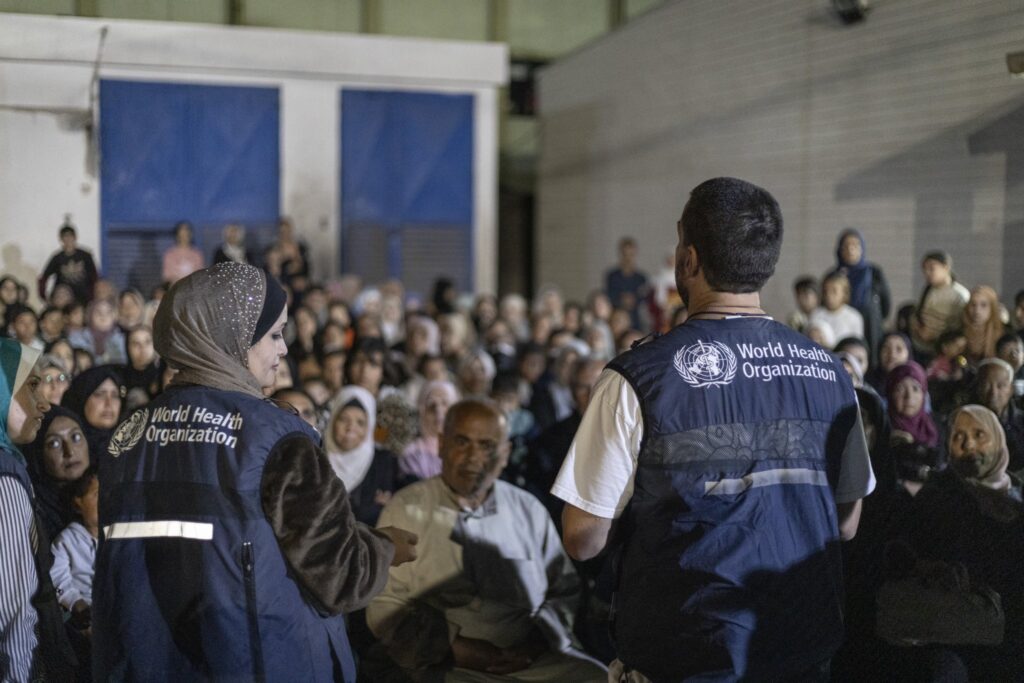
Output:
[553,177,875,682]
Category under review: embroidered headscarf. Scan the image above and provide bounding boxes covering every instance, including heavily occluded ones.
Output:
[834,228,872,311]
[153,263,273,398]
[0,339,42,457]
[886,361,939,447]
[324,385,376,492]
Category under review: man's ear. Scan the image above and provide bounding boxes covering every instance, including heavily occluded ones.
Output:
[679,244,701,279]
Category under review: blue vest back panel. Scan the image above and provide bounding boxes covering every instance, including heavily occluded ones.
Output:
[608,318,859,681]
[93,385,354,682]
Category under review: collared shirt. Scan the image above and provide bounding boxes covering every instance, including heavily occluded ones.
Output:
[367,477,580,671]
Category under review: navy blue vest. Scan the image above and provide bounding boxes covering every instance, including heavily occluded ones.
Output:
[607,318,859,681]
[93,385,355,682]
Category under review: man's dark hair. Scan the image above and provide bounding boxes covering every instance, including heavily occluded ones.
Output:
[491,371,520,397]
[834,337,868,355]
[1015,289,1024,308]
[59,225,76,239]
[793,276,817,294]
[681,177,783,292]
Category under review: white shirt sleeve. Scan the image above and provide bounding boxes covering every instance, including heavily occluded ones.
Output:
[834,407,876,504]
[550,370,643,519]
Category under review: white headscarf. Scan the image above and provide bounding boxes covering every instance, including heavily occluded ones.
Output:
[324,385,376,492]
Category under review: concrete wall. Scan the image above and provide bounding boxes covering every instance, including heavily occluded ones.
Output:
[537,0,1024,318]
[0,13,506,303]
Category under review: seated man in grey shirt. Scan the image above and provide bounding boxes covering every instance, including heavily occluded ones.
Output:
[367,399,605,682]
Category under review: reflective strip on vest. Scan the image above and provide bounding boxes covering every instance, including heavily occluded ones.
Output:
[703,468,828,495]
[103,520,214,541]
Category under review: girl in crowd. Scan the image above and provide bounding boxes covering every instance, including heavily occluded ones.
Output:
[61,366,123,459]
[910,251,970,360]
[457,347,497,399]
[69,299,127,366]
[961,285,1005,366]
[827,229,891,365]
[24,406,91,541]
[867,332,913,396]
[44,338,76,379]
[325,386,398,526]
[808,272,864,344]
[400,380,459,482]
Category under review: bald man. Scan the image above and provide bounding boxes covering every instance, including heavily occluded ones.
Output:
[367,400,605,682]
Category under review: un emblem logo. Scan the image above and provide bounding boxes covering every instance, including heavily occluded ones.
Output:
[674,340,737,388]
[108,408,149,458]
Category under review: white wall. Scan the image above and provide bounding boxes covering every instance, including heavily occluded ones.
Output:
[537,0,1024,319]
[0,13,507,305]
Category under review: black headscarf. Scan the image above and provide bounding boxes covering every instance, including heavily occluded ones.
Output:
[23,406,89,541]
[62,365,123,459]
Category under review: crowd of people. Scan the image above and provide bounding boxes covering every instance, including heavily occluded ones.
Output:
[2,208,1024,681]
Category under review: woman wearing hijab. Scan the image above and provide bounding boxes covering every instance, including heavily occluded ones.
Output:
[23,406,91,542]
[961,285,1005,366]
[120,326,161,400]
[399,380,460,482]
[0,339,77,682]
[92,263,416,683]
[61,365,123,461]
[876,405,1024,679]
[886,362,939,449]
[325,386,398,526]
[827,229,891,365]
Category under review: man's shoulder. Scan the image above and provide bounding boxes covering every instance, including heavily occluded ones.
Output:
[386,477,442,509]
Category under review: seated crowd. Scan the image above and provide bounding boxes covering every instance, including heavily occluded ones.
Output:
[3,221,1024,681]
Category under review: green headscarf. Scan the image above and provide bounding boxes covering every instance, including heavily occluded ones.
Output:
[0,338,42,459]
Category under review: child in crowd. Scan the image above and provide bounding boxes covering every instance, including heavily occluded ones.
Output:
[808,272,864,342]
[50,470,99,631]
[926,330,968,382]
[787,276,818,333]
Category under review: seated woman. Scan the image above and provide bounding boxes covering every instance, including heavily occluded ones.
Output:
[887,406,1024,679]
[887,361,940,450]
[324,386,398,526]
[61,366,124,460]
[121,326,160,402]
[399,380,460,482]
[24,406,91,541]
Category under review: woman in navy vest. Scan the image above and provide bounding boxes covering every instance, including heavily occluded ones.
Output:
[93,263,417,682]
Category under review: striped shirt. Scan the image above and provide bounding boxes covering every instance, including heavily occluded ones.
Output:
[0,474,39,683]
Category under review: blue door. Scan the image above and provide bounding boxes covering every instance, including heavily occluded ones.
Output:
[340,89,474,297]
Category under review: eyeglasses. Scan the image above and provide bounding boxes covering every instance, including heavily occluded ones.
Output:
[42,373,69,384]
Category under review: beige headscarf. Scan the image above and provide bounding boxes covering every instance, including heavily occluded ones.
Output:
[947,404,1012,493]
[153,263,267,398]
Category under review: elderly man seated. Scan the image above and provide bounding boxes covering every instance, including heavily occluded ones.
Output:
[366,399,605,682]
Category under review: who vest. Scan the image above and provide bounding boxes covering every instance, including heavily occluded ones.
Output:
[93,385,355,682]
[607,317,858,681]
